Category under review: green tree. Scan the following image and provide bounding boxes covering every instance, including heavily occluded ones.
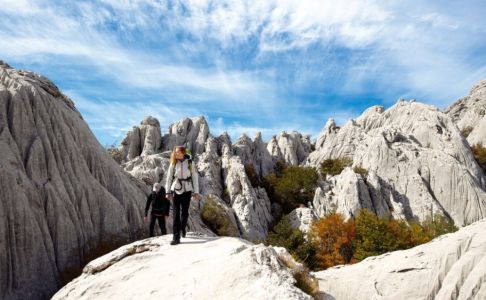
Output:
[267,215,316,269]
[273,166,318,213]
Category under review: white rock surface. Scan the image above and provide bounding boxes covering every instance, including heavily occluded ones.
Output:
[312,168,392,220]
[53,235,312,300]
[315,218,486,300]
[288,207,317,233]
[233,132,274,176]
[119,116,162,161]
[0,61,147,299]
[267,131,312,166]
[445,80,486,146]
[223,156,273,241]
[162,116,210,155]
[307,100,486,226]
[139,116,162,156]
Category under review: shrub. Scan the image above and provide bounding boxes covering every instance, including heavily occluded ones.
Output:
[353,165,369,179]
[273,166,318,213]
[307,210,458,271]
[461,126,473,138]
[201,196,239,237]
[421,214,458,238]
[472,144,486,173]
[352,210,409,260]
[277,253,319,298]
[309,212,356,269]
[320,157,352,178]
[267,215,316,269]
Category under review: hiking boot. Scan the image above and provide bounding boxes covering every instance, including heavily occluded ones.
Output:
[170,239,180,246]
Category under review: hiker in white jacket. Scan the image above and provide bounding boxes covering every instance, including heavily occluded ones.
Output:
[165,145,200,245]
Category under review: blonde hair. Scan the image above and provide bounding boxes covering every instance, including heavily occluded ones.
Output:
[170,146,186,166]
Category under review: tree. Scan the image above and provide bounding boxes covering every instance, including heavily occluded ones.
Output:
[310,212,356,270]
[267,215,316,269]
[273,166,318,213]
[421,214,458,238]
[353,210,395,260]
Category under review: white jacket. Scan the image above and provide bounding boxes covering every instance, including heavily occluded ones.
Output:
[165,157,199,195]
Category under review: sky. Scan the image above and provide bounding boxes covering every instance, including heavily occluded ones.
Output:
[1,0,485,146]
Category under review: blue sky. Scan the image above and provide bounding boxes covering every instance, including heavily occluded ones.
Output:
[1,0,485,146]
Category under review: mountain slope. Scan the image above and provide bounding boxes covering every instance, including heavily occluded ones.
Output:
[0,61,147,299]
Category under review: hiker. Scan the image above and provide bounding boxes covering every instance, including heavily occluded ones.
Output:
[165,145,200,245]
[144,182,170,237]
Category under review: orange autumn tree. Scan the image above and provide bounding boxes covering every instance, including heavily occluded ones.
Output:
[309,212,356,270]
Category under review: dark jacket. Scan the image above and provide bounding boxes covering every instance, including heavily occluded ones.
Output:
[145,188,170,216]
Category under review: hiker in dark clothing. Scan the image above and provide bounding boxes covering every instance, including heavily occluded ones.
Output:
[145,182,170,237]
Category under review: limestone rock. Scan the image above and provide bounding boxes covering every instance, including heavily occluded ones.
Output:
[139,116,161,156]
[119,116,162,161]
[53,235,312,300]
[288,208,317,233]
[315,219,486,300]
[0,62,147,299]
[307,100,486,226]
[233,132,274,176]
[162,116,209,155]
[267,131,312,166]
[445,80,486,146]
[312,168,392,220]
[122,153,169,186]
[223,156,273,241]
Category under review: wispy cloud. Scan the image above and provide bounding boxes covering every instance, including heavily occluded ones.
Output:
[1,0,485,145]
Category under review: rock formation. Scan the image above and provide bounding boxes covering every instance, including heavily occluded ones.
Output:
[267,131,312,166]
[445,80,486,146]
[288,207,317,233]
[53,234,313,300]
[120,118,275,242]
[315,218,486,300]
[0,61,147,299]
[308,100,486,226]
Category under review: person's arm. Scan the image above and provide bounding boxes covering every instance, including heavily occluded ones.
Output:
[165,163,174,199]
[145,193,152,217]
[191,161,199,195]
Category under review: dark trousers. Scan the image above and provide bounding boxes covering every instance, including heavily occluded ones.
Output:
[172,191,191,241]
[149,214,167,237]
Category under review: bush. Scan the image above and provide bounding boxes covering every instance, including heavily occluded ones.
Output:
[309,212,356,269]
[320,157,352,178]
[421,214,458,238]
[353,165,369,179]
[353,210,415,260]
[461,126,473,138]
[201,196,239,237]
[272,166,318,213]
[472,144,486,173]
[267,215,316,269]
